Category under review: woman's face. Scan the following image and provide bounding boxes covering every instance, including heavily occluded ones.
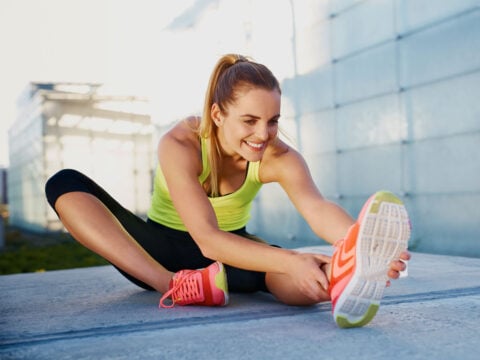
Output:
[213,88,281,162]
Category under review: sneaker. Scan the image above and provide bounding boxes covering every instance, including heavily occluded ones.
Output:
[328,191,411,328]
[159,261,229,308]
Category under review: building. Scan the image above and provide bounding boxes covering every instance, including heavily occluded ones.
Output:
[8,83,154,232]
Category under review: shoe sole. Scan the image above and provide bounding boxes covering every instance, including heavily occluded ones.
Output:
[333,191,410,328]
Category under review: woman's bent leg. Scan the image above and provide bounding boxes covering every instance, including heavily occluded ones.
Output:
[45,169,173,293]
[55,192,172,293]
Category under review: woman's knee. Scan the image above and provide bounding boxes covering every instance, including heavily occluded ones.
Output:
[45,169,85,209]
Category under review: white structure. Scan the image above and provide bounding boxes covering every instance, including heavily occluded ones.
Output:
[8,83,154,232]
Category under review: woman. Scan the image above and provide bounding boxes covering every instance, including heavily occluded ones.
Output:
[45,54,411,328]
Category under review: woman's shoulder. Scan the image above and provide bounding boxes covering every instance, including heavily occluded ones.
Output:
[260,138,304,182]
[158,117,202,165]
[264,138,300,162]
[158,117,203,174]
[161,116,201,147]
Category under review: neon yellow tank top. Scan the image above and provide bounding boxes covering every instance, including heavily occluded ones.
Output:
[147,137,263,231]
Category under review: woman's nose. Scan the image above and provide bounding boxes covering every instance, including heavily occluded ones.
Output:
[255,125,268,140]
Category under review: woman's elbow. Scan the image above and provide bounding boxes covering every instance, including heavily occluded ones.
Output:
[199,245,216,260]
[190,231,219,260]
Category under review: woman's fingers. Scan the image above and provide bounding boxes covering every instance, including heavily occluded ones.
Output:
[399,250,411,261]
[313,253,331,264]
[388,258,409,280]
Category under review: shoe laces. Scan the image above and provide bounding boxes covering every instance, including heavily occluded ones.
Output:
[159,270,204,308]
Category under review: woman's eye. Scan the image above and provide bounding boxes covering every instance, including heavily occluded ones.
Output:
[245,119,256,125]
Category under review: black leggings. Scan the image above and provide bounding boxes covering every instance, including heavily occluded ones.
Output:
[45,169,269,293]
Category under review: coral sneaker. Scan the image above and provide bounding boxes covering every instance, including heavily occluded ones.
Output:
[328,191,411,328]
[159,261,229,308]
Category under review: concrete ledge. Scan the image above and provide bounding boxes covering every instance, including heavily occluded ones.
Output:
[1,246,479,359]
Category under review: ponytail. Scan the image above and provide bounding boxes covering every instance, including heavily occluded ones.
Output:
[199,54,280,197]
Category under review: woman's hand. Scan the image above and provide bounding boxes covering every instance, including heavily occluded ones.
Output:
[286,252,331,302]
[385,250,411,287]
[388,250,411,279]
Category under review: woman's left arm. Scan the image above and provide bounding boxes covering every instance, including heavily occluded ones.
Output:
[260,143,354,245]
[261,142,410,279]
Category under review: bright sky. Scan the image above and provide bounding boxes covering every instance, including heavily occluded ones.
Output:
[0,0,199,167]
[0,0,299,168]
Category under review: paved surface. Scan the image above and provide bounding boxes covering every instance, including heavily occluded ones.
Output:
[1,246,479,360]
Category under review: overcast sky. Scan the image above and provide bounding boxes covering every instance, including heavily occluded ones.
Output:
[0,0,198,167]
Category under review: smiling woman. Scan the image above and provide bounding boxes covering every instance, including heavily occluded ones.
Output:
[197,55,281,196]
[44,54,411,328]
[212,88,280,158]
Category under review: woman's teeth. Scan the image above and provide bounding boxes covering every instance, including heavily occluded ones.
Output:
[246,141,263,149]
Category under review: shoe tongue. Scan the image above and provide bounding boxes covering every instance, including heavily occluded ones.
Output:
[171,270,192,288]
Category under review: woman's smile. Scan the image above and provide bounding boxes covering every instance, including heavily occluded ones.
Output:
[214,88,281,162]
[244,140,266,151]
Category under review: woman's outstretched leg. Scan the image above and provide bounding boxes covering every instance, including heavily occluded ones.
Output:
[265,262,331,306]
[54,191,173,293]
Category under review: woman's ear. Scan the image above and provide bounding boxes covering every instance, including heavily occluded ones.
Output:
[211,103,223,126]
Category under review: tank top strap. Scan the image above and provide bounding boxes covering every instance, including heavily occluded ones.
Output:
[199,136,261,186]
[199,137,210,183]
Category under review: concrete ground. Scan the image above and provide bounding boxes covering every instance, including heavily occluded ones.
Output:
[1,246,479,360]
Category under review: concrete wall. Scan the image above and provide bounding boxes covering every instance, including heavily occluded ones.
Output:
[248,0,480,256]
[156,0,480,256]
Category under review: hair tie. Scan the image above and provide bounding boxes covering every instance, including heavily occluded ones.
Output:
[234,56,248,64]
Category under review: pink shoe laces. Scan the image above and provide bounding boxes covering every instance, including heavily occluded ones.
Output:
[159,270,204,308]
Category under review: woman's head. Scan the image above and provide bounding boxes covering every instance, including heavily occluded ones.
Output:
[199,54,281,196]
[212,54,280,113]
[200,54,281,138]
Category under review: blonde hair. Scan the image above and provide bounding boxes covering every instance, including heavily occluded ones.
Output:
[199,54,281,197]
